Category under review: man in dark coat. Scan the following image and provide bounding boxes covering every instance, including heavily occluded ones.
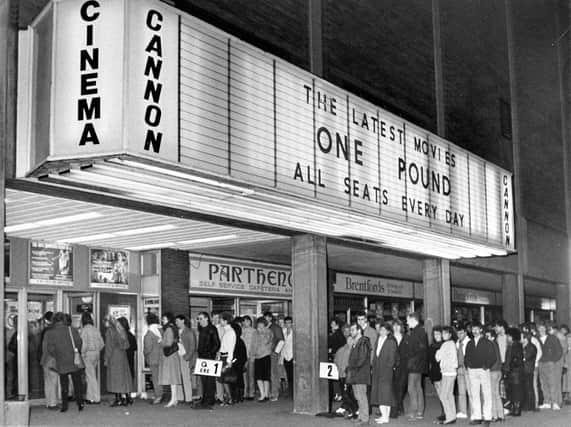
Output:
[195,311,220,409]
[406,312,428,420]
[44,312,84,412]
[346,323,371,427]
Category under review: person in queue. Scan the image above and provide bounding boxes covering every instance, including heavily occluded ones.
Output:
[44,311,84,412]
[230,320,248,403]
[143,312,163,404]
[176,314,197,404]
[194,311,220,409]
[521,322,542,409]
[264,311,285,401]
[537,321,563,410]
[428,326,444,424]
[370,322,398,425]
[346,322,372,427]
[357,312,378,350]
[455,323,472,419]
[390,319,408,418]
[241,315,256,400]
[464,321,495,426]
[485,328,504,422]
[79,312,104,405]
[281,316,294,398]
[39,311,59,410]
[334,324,356,418]
[253,316,274,402]
[406,312,428,421]
[117,316,136,405]
[521,332,538,411]
[158,312,182,408]
[504,327,524,416]
[218,311,237,405]
[435,326,458,425]
[104,315,132,407]
[329,317,346,402]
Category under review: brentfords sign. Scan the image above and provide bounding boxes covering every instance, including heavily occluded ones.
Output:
[23,0,514,253]
[189,256,292,297]
[334,273,415,299]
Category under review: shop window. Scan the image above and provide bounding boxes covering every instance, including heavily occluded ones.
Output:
[141,252,158,276]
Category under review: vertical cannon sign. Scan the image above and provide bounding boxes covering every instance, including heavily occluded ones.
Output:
[50,0,178,161]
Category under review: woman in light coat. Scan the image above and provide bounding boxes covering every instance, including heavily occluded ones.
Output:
[370,322,398,424]
[80,312,104,404]
[144,313,163,404]
[434,326,457,425]
[104,315,132,406]
[158,312,182,407]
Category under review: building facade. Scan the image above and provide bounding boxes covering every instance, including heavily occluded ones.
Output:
[1,0,570,418]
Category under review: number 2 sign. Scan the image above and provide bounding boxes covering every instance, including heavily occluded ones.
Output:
[193,358,223,377]
[319,362,339,380]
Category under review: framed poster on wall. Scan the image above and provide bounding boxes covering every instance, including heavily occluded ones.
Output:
[90,249,129,290]
[29,241,73,286]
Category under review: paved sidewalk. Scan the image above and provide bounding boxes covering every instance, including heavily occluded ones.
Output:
[28,396,571,427]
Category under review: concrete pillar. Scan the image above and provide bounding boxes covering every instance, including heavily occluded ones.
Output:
[160,249,190,318]
[502,274,521,326]
[291,235,328,414]
[556,283,570,326]
[423,259,450,341]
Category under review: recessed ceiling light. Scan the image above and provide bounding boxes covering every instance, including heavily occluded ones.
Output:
[58,233,116,244]
[115,224,177,237]
[5,212,102,233]
[125,242,175,251]
[178,234,239,245]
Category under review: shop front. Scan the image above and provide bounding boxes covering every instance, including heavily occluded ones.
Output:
[451,287,502,325]
[525,296,556,323]
[332,272,417,323]
[189,255,292,321]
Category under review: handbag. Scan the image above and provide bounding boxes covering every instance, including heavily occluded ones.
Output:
[220,364,238,384]
[69,327,85,369]
[163,342,179,357]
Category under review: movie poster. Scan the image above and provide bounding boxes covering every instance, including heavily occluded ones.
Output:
[29,241,73,286]
[90,249,129,289]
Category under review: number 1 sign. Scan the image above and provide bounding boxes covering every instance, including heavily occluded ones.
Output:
[193,358,223,377]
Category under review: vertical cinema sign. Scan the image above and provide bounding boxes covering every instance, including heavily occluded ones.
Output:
[51,0,178,161]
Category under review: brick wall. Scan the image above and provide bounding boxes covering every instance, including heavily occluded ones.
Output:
[161,248,190,317]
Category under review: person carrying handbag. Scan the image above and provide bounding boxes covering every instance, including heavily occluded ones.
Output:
[44,312,85,412]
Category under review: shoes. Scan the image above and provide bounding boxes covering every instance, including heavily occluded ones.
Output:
[538,403,551,409]
[60,407,68,413]
[78,403,84,412]
[270,396,278,402]
[47,405,59,410]
[164,400,178,408]
[375,418,389,424]
[244,396,254,401]
[335,408,346,415]
[110,400,124,407]
[151,397,162,405]
[416,414,424,420]
[552,403,561,410]
[443,420,457,425]
[456,412,468,419]
[85,400,100,405]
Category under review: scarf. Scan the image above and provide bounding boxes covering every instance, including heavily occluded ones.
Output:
[149,324,162,342]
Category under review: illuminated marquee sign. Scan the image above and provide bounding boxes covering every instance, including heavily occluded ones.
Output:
[25,0,514,253]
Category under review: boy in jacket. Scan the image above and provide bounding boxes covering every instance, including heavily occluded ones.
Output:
[537,322,563,410]
[346,323,372,427]
[406,312,428,420]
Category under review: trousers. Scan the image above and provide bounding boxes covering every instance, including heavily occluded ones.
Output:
[468,368,492,421]
[60,370,83,409]
[83,351,100,402]
[43,366,60,407]
[407,373,424,416]
[437,375,457,422]
[352,384,369,422]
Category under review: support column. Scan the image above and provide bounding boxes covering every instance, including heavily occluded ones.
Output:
[308,0,323,77]
[556,283,570,326]
[292,234,328,414]
[502,274,521,326]
[160,249,190,317]
[423,259,450,341]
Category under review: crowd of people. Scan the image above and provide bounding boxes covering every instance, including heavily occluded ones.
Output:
[328,313,571,426]
[30,309,293,413]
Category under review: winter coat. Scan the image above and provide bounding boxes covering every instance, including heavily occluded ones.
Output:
[346,335,371,385]
[407,325,428,374]
[104,326,133,393]
[428,341,442,382]
[435,340,458,376]
[329,329,346,360]
[197,323,220,359]
[180,327,198,368]
[80,324,104,356]
[45,323,83,375]
[523,342,537,375]
[143,329,161,366]
[505,341,524,386]
[370,335,398,406]
[465,336,496,370]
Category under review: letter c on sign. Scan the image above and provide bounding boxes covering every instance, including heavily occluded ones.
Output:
[80,0,100,22]
[146,10,163,31]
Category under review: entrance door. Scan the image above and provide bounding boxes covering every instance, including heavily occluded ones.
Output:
[98,293,138,394]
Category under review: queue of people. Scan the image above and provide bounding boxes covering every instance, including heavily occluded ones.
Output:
[329,313,571,427]
[143,310,293,409]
